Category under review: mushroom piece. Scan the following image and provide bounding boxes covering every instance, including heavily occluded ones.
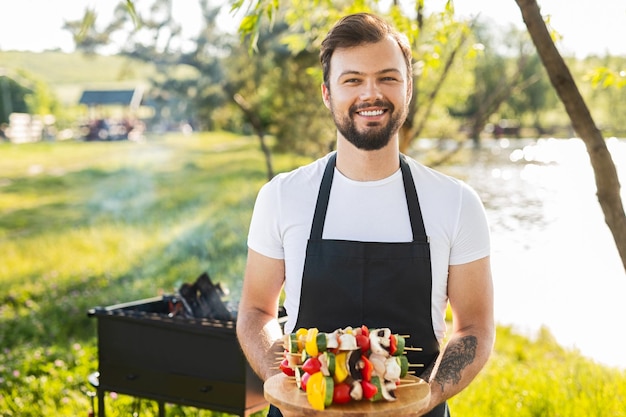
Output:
[339,333,358,351]
[381,381,397,401]
[368,352,387,377]
[347,349,363,380]
[369,328,392,355]
[350,380,363,401]
[384,356,402,382]
[326,331,340,349]
[378,328,392,348]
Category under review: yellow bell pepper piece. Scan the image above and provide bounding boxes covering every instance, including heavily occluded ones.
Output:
[333,351,349,384]
[306,371,326,410]
[296,327,308,351]
[305,328,319,357]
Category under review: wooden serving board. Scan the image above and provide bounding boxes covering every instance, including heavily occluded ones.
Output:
[264,373,430,416]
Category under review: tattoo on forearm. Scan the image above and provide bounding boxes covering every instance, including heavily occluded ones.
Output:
[433,335,477,392]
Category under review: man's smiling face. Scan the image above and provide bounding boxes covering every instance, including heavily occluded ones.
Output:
[322,35,412,151]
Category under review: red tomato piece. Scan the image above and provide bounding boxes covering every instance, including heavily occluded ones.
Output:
[302,357,322,375]
[280,358,295,377]
[333,382,352,404]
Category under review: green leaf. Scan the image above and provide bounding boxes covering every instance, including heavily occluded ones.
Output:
[239,13,260,34]
[126,0,141,29]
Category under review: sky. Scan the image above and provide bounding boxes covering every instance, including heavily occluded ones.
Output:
[0,0,625,58]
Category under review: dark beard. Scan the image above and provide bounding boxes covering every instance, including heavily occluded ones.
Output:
[332,100,404,151]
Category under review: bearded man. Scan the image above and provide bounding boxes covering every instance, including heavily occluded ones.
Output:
[237,12,495,417]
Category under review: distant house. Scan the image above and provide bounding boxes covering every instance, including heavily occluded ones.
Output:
[78,87,145,141]
[79,88,144,110]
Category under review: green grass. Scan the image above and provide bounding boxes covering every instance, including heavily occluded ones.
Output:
[0,51,153,85]
[450,326,626,416]
[1,133,625,416]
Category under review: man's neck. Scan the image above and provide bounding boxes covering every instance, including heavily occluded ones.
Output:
[335,137,401,181]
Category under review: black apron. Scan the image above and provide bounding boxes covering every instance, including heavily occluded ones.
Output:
[268,153,449,417]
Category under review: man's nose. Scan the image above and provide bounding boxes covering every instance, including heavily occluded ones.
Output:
[360,80,383,101]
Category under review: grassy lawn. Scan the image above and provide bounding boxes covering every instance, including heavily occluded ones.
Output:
[1,133,625,416]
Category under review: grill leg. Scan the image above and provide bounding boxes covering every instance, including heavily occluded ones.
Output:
[98,389,106,417]
[158,401,165,417]
[87,372,106,417]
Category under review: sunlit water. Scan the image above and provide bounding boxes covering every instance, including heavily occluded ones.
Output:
[425,137,626,370]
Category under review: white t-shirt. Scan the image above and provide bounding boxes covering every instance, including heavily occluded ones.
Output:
[247,152,491,342]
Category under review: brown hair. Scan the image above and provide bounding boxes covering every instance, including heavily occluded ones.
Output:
[320,13,413,89]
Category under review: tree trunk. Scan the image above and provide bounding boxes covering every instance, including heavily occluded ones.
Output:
[515,0,626,272]
[232,93,274,181]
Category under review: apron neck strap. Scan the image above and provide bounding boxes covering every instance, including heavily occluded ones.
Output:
[310,153,427,241]
[399,154,428,242]
[310,153,337,239]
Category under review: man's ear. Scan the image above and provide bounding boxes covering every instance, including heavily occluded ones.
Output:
[321,83,331,110]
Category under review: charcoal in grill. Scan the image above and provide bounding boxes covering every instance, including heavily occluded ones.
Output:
[177,271,234,321]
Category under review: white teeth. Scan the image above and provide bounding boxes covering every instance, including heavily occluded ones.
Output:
[359,110,384,117]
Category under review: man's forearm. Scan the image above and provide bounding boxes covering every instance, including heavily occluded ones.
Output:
[432,335,478,389]
[426,331,493,408]
[236,309,284,381]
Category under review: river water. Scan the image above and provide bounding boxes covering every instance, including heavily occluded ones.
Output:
[418,137,626,370]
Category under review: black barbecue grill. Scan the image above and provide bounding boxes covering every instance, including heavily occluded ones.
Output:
[88,294,284,416]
